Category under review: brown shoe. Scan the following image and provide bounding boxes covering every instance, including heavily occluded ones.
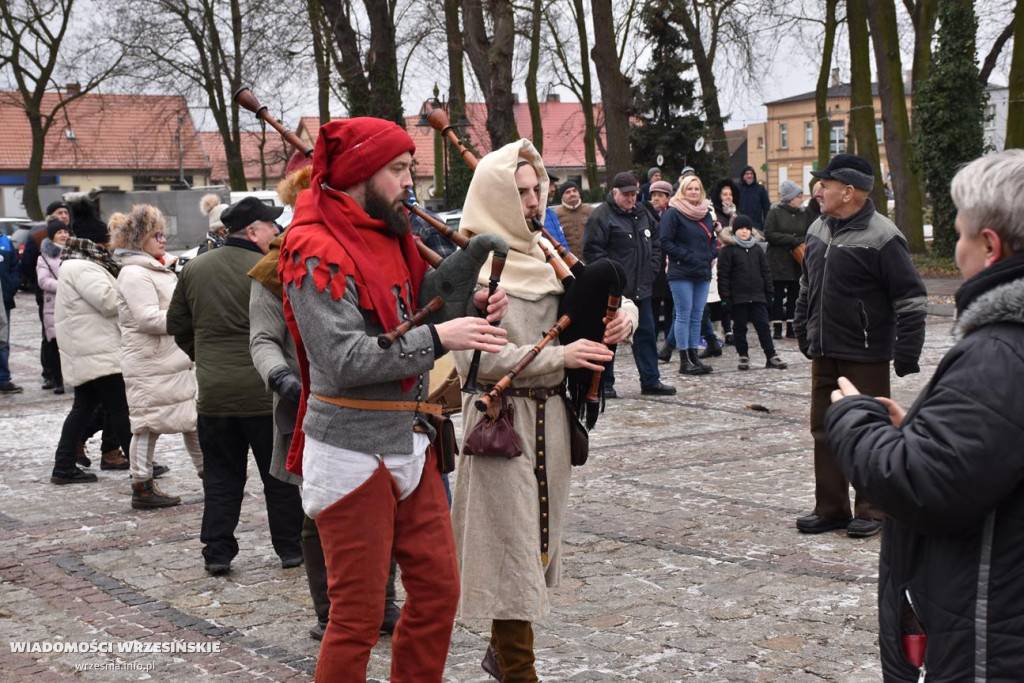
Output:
[100,448,129,470]
[131,479,181,509]
[76,442,91,468]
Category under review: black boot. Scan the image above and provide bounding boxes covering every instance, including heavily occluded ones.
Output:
[698,336,722,358]
[301,535,330,641]
[786,321,796,338]
[689,348,713,374]
[772,322,783,340]
[657,342,674,362]
[381,557,400,635]
[679,349,703,375]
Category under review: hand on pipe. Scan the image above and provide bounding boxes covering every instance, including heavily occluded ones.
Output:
[435,317,508,353]
[473,286,509,323]
[602,308,633,345]
[563,338,614,371]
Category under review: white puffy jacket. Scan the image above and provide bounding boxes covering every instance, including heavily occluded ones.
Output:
[54,259,122,387]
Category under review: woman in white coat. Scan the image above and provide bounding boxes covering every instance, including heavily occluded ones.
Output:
[111,206,202,509]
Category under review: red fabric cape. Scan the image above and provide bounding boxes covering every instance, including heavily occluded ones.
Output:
[279,182,427,476]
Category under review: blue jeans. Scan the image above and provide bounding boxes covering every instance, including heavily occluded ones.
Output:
[603,297,661,389]
[668,279,710,350]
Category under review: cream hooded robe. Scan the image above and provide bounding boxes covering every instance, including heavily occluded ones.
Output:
[451,140,637,621]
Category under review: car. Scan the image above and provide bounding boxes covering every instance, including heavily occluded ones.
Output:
[0,217,32,252]
[173,204,294,274]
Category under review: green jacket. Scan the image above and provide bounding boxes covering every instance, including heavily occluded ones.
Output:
[167,238,272,417]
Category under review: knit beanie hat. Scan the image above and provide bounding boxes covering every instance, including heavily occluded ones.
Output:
[779,180,804,203]
[45,200,70,216]
[200,193,228,231]
[647,167,661,181]
[46,218,70,241]
[315,118,415,190]
[556,180,581,203]
[732,215,753,231]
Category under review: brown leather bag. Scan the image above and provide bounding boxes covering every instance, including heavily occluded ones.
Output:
[429,413,458,473]
[563,395,589,466]
[791,242,806,265]
[464,398,523,459]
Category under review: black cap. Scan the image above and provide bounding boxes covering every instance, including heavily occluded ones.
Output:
[612,172,639,193]
[810,154,874,191]
[45,200,70,215]
[47,218,70,240]
[221,196,284,232]
[547,172,560,183]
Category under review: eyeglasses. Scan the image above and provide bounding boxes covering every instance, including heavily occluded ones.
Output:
[151,232,167,242]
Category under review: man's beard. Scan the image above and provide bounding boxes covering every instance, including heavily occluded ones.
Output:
[365,181,409,237]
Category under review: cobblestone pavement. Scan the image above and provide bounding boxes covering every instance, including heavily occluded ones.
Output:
[0,283,961,682]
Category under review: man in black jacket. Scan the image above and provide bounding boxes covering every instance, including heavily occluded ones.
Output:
[793,154,927,539]
[736,166,771,230]
[825,149,1024,681]
[583,172,675,397]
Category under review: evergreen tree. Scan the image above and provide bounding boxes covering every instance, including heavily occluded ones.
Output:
[631,1,716,185]
[911,0,985,257]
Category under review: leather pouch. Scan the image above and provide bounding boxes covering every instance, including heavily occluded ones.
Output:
[464,397,523,459]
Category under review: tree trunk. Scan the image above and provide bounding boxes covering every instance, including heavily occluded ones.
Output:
[867,0,925,250]
[525,0,543,154]
[307,0,332,124]
[572,0,599,192]
[444,0,466,114]
[847,0,887,215]
[1008,0,1024,148]
[910,0,938,88]
[24,115,47,220]
[461,0,519,149]
[815,0,839,171]
[590,0,633,184]
[364,0,404,126]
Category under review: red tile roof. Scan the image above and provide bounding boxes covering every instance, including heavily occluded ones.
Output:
[0,92,210,172]
[294,102,606,178]
[198,131,290,186]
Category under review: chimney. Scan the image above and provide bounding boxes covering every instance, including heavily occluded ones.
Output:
[546,93,560,103]
[66,82,81,97]
[830,68,840,87]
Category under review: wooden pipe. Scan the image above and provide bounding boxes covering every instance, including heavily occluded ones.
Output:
[461,255,507,394]
[584,294,622,402]
[377,296,444,349]
[474,315,571,412]
[234,87,313,158]
[405,197,469,248]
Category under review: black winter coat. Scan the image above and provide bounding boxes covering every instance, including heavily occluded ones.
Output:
[762,203,806,282]
[736,166,771,229]
[659,206,717,281]
[582,194,660,300]
[717,240,772,307]
[825,253,1024,682]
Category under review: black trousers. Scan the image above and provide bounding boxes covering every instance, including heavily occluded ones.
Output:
[52,374,132,475]
[197,415,303,565]
[41,338,62,387]
[730,302,776,358]
[772,280,800,322]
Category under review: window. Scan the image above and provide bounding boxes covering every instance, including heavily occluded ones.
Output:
[829,122,846,155]
[757,136,765,149]
[804,121,813,147]
[779,123,789,149]
[875,119,883,143]
[984,104,996,132]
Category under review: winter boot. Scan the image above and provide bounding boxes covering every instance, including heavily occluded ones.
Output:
[381,557,401,635]
[766,355,788,370]
[301,534,330,641]
[679,349,704,375]
[100,448,129,470]
[657,342,674,362]
[698,336,722,358]
[772,322,783,340]
[491,619,538,682]
[689,348,713,374]
[738,356,750,371]
[76,442,91,468]
[131,479,181,509]
[786,321,796,338]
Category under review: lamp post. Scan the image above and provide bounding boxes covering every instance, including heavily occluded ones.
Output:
[416,86,470,210]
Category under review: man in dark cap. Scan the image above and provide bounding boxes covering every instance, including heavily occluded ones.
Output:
[552,180,593,255]
[583,171,676,397]
[167,195,304,576]
[639,166,662,203]
[278,117,507,680]
[793,153,927,539]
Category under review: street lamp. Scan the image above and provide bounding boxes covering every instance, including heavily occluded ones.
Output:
[416,85,469,210]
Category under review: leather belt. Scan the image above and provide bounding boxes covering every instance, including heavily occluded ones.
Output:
[311,393,442,416]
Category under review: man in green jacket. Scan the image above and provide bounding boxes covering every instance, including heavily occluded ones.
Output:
[168,197,303,575]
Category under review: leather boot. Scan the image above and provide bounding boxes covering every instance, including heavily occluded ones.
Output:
[131,479,180,509]
[656,342,674,362]
[381,556,400,635]
[698,336,722,358]
[301,534,330,641]
[786,321,796,338]
[772,322,783,340]
[76,442,91,468]
[679,349,703,375]
[491,619,538,682]
[100,448,129,470]
[689,348,713,374]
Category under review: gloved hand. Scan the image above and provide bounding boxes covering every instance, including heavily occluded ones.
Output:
[268,365,302,404]
[797,333,811,359]
[894,360,920,377]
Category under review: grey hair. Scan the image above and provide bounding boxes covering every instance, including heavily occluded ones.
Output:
[950,149,1024,253]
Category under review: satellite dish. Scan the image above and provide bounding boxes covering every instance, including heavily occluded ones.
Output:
[656,154,664,166]
[695,137,706,152]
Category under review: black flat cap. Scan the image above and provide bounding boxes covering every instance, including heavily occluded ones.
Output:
[810,154,875,191]
[221,196,284,232]
[612,172,638,193]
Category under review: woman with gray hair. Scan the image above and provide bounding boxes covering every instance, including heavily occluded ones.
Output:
[111,205,203,509]
[825,149,1024,681]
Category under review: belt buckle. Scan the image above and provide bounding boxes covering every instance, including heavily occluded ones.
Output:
[527,387,536,400]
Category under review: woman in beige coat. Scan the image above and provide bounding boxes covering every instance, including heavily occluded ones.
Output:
[111,206,202,509]
[452,140,637,681]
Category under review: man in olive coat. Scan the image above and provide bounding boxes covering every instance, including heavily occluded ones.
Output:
[168,197,303,575]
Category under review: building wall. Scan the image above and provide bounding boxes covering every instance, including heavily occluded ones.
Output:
[984,88,1009,152]
[745,123,768,185]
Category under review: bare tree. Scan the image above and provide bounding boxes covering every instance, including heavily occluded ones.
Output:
[523,0,544,153]
[812,1,841,172]
[0,0,126,219]
[461,0,519,149]
[867,0,925,249]
[1009,0,1024,148]
[847,0,886,214]
[590,0,634,182]
[903,0,938,86]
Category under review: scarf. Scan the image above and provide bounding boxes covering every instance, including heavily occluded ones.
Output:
[561,198,582,212]
[721,201,737,217]
[248,231,286,300]
[733,233,757,249]
[61,236,119,276]
[670,196,712,222]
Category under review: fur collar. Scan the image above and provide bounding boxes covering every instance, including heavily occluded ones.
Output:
[955,272,1024,339]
